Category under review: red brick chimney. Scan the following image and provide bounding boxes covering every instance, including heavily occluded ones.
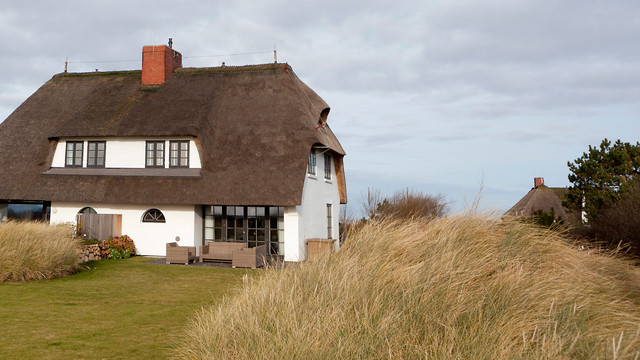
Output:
[141,45,182,85]
[534,177,544,188]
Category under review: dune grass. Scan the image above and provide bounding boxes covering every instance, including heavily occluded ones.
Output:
[0,256,253,359]
[176,215,640,359]
[0,221,79,283]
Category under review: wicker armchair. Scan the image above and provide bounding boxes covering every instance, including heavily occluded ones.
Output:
[232,245,267,269]
[166,242,197,265]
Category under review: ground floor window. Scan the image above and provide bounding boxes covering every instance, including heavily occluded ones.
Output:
[0,201,50,222]
[204,205,284,256]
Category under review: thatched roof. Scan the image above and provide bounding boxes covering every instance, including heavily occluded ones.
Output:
[505,185,569,221]
[0,63,346,206]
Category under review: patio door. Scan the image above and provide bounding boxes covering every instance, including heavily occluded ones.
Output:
[226,206,244,242]
[247,207,266,249]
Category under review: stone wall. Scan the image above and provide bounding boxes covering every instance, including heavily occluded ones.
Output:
[79,244,102,263]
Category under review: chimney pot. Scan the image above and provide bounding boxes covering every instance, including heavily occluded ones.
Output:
[534,177,544,188]
[141,45,182,85]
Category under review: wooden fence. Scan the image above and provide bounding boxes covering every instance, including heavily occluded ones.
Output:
[76,213,122,240]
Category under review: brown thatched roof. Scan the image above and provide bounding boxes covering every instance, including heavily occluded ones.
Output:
[505,185,569,221]
[0,63,346,206]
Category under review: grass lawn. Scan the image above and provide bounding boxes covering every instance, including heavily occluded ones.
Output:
[0,256,254,359]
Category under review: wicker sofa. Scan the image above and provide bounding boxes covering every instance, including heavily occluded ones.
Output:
[200,242,247,263]
[165,242,197,265]
[232,245,267,269]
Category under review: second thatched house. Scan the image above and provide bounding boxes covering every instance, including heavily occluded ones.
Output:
[505,177,580,224]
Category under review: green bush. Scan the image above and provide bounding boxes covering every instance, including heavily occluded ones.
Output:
[0,221,80,282]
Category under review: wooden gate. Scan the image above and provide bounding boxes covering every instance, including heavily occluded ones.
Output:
[76,213,122,240]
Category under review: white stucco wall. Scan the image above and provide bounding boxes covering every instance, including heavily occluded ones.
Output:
[51,137,202,169]
[50,202,201,256]
[284,150,341,262]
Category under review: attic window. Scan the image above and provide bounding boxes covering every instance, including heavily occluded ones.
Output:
[142,209,166,223]
[146,141,165,168]
[65,141,84,167]
[307,150,316,176]
[87,141,106,168]
[324,153,332,180]
[169,141,189,168]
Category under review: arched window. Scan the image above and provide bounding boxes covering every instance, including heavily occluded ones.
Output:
[142,209,166,223]
[78,207,97,214]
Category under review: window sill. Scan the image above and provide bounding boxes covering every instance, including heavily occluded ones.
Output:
[324,179,332,184]
[43,167,201,177]
[307,174,317,179]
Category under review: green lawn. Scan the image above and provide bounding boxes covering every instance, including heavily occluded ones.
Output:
[0,257,254,359]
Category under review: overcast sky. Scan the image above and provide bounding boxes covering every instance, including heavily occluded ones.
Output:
[2,1,639,214]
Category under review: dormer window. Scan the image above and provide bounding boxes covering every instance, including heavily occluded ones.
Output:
[307,150,316,176]
[169,140,189,168]
[146,141,165,168]
[65,141,83,167]
[87,141,106,168]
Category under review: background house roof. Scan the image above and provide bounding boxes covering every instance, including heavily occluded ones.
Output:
[0,63,346,206]
[504,185,571,222]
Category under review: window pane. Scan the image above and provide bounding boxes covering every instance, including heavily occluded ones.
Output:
[214,228,222,241]
[214,206,223,215]
[204,228,214,241]
[204,216,214,227]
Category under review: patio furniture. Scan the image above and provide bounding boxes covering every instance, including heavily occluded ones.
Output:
[166,242,197,265]
[232,245,267,269]
[200,242,247,263]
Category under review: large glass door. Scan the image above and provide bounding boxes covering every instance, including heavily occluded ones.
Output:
[203,205,284,255]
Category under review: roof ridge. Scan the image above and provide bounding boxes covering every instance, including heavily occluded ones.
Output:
[53,70,140,78]
[176,63,291,74]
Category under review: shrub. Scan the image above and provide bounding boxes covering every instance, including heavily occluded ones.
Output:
[0,221,80,282]
[362,187,447,222]
[175,216,640,359]
[99,235,136,259]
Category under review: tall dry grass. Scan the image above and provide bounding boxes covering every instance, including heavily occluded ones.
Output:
[176,216,640,359]
[0,221,80,282]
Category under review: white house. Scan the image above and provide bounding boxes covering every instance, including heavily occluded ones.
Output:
[0,44,347,262]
